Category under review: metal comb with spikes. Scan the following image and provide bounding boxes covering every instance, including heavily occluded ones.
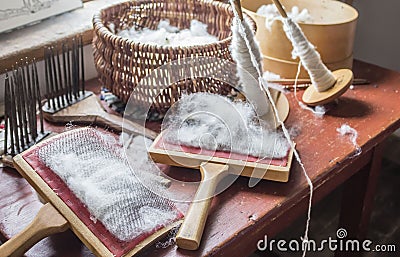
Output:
[3,59,50,160]
[42,36,92,114]
[41,36,158,140]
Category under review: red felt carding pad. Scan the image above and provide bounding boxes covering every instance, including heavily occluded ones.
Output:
[154,137,289,167]
[21,130,183,257]
[149,131,293,183]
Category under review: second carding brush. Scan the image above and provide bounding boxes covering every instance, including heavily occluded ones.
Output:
[42,36,158,140]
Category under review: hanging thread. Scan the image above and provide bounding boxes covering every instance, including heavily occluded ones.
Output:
[229,1,314,256]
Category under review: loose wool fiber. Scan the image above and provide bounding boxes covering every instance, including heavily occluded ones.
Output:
[163,93,289,159]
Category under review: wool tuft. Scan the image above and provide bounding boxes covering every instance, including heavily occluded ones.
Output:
[256,4,313,30]
[163,93,290,159]
[114,19,218,47]
[337,124,362,157]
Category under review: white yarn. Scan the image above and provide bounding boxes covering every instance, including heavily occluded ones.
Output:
[230,16,263,82]
[230,12,269,92]
[230,15,272,118]
[229,2,314,256]
[38,128,179,241]
[337,124,362,157]
[283,18,336,92]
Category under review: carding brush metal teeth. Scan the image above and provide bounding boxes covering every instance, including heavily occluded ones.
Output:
[42,36,92,114]
[2,59,49,166]
[42,36,158,140]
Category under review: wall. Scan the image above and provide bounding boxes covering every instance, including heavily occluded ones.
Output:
[352,0,400,136]
[353,1,400,71]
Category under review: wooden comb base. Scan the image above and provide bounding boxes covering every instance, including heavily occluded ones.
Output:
[42,93,158,140]
[1,131,51,168]
[42,91,93,114]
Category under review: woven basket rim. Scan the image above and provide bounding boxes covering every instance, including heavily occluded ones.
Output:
[92,0,246,51]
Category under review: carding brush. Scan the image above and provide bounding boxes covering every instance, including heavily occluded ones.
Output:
[42,36,158,140]
[2,128,182,257]
[148,91,295,250]
[149,130,294,250]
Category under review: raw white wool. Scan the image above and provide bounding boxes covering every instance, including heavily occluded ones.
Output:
[337,124,362,157]
[163,93,290,159]
[297,101,326,117]
[107,22,115,34]
[256,4,314,30]
[155,225,179,249]
[314,105,327,116]
[115,19,218,47]
[38,128,179,241]
[120,132,154,169]
[262,70,287,92]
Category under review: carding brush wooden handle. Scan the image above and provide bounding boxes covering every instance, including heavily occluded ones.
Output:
[176,162,229,250]
[96,113,159,140]
[0,203,69,257]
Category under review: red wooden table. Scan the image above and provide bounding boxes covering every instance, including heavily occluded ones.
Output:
[1,60,399,257]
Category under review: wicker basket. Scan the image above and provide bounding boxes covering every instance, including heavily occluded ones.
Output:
[93,0,242,113]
